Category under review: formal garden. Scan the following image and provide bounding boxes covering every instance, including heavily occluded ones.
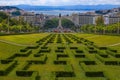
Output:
[0,33,120,80]
[0,8,119,80]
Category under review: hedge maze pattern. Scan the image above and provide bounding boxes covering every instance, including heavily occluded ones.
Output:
[0,34,120,80]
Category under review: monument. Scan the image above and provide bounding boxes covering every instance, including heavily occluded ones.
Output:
[53,14,64,32]
[57,14,63,31]
[53,13,72,33]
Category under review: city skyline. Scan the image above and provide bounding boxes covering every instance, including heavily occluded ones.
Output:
[0,0,120,6]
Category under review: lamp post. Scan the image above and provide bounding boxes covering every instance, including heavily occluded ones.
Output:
[117,17,120,34]
[94,16,97,34]
[7,15,10,34]
[19,16,22,33]
[94,24,97,34]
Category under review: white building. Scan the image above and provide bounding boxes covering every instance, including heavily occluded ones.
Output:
[103,13,120,24]
[79,13,100,26]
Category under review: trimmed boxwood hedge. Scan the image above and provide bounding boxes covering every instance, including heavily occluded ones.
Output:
[41,47,48,49]
[105,61,118,65]
[54,61,67,65]
[20,48,28,52]
[85,71,104,77]
[55,71,75,77]
[55,50,64,53]
[16,71,35,77]
[75,54,85,58]
[16,50,32,57]
[106,50,120,57]
[99,54,108,58]
[57,54,68,58]
[70,47,78,49]
[26,45,39,49]
[57,47,66,49]
[34,54,44,57]
[7,54,16,59]
[89,50,97,54]
[1,60,13,64]
[39,49,51,53]
[0,61,17,76]
[76,50,84,53]
[83,61,96,65]
[99,47,107,50]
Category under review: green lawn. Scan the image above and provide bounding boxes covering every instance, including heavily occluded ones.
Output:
[75,33,120,52]
[0,42,24,59]
[0,33,120,57]
[0,33,49,59]
[0,33,49,45]
[0,33,120,80]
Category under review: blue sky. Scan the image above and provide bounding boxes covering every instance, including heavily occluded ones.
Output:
[0,0,120,6]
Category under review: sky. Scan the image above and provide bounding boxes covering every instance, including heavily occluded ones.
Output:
[0,0,120,6]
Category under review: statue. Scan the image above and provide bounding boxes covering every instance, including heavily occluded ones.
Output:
[59,13,61,18]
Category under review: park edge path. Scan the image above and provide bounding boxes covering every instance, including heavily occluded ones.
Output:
[0,39,35,47]
[0,39,120,47]
[83,35,120,47]
[107,43,120,47]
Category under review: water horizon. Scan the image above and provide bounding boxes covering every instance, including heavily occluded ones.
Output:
[28,10,95,16]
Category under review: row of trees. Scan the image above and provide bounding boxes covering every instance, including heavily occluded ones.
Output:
[0,12,39,34]
[81,16,120,34]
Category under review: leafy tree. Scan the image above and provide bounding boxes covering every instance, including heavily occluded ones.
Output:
[0,12,8,22]
[62,18,75,29]
[95,16,104,26]
[0,23,3,32]
[44,18,75,30]
[0,12,37,33]
[44,18,58,29]
[95,16,105,34]
[11,11,21,16]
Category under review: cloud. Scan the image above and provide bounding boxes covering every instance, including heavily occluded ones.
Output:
[0,0,120,6]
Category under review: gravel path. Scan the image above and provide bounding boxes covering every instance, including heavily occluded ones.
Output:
[107,43,120,47]
[0,39,34,46]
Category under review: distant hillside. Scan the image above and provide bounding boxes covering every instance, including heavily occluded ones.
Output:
[0,6,21,10]
[15,5,120,11]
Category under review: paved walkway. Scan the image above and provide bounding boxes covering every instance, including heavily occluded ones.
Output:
[85,36,120,47]
[0,39,34,46]
[86,35,100,39]
[107,43,120,47]
[0,39,119,47]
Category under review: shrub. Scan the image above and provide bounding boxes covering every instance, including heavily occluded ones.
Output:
[54,61,67,65]
[55,71,75,77]
[85,71,104,77]
[75,54,85,58]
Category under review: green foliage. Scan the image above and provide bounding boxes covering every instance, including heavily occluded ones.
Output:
[81,22,120,34]
[81,24,94,33]
[44,18,75,29]
[0,13,38,33]
[0,33,49,45]
[0,33,120,79]
[11,11,21,16]
[0,42,23,59]
[44,18,58,29]
[0,12,8,23]
[62,18,75,28]
[95,16,104,26]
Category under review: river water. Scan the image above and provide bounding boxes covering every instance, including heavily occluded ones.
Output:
[30,10,94,15]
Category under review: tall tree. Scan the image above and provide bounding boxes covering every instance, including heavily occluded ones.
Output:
[95,16,105,34]
[0,12,8,23]
[117,22,120,34]
[62,18,74,29]
[44,18,58,29]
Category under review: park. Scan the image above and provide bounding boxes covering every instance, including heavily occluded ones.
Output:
[0,33,120,80]
[0,4,120,80]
